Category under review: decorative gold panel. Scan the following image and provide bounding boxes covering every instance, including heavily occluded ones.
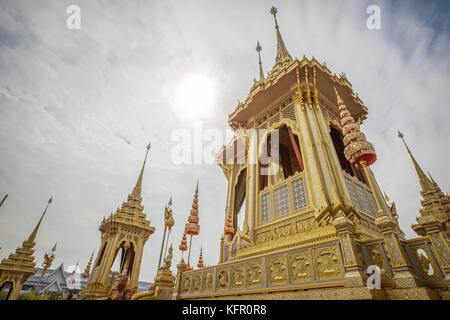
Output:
[268,255,288,286]
[191,273,201,292]
[288,250,313,283]
[216,268,229,291]
[410,243,441,281]
[246,260,263,288]
[230,264,245,289]
[202,271,214,292]
[181,275,191,294]
[366,244,390,279]
[312,245,343,280]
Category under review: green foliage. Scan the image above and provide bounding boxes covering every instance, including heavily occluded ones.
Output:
[0,290,9,300]
[46,291,63,300]
[17,292,43,300]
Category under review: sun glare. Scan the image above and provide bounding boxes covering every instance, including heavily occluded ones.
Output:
[175,73,216,118]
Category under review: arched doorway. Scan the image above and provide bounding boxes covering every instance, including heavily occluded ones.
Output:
[0,281,14,300]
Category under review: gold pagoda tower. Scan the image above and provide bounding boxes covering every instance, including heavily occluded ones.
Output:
[173,7,449,300]
[78,144,155,300]
[0,198,53,300]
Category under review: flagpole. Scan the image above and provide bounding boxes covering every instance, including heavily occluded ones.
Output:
[187,234,193,266]
[158,224,167,268]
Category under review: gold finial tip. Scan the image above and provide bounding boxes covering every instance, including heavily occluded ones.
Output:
[270,6,278,15]
[146,143,151,150]
[397,130,404,139]
[48,197,53,203]
[256,41,262,53]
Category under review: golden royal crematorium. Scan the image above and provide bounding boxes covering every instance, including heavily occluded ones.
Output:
[171,7,450,300]
[1,6,448,301]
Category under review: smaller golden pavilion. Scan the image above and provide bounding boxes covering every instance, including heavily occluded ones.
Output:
[78,144,155,300]
[0,198,53,300]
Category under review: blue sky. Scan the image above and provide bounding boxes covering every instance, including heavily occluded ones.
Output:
[0,0,449,282]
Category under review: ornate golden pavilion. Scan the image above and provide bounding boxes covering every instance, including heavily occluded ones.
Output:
[78,144,155,300]
[1,6,448,301]
[171,7,450,300]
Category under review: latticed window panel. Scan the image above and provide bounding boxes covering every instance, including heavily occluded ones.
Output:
[231,239,238,258]
[224,245,229,262]
[292,178,307,211]
[355,184,372,216]
[282,105,296,121]
[260,192,273,223]
[274,184,291,217]
[346,179,361,211]
[367,192,377,216]
[269,114,280,127]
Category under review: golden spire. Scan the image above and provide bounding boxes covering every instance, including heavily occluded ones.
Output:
[270,6,292,64]
[131,143,151,198]
[397,131,434,193]
[0,194,8,208]
[27,197,53,244]
[82,251,94,278]
[256,41,264,81]
[197,246,204,269]
[333,87,344,106]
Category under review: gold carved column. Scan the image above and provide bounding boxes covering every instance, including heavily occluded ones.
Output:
[375,214,420,288]
[292,67,329,215]
[333,214,366,287]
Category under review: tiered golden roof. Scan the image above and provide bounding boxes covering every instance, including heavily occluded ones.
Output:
[99,144,154,234]
[0,198,52,275]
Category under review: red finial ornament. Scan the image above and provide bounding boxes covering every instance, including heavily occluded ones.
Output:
[186,181,200,235]
[197,247,204,268]
[334,87,377,167]
[179,229,187,252]
[224,207,234,236]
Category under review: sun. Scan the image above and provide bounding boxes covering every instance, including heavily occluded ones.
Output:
[174,73,216,119]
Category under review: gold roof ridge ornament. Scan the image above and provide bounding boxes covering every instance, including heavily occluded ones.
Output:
[397,131,434,192]
[270,6,292,65]
[27,197,53,244]
[256,41,265,81]
[131,143,151,198]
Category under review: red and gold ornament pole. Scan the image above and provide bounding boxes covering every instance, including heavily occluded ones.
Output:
[178,228,188,260]
[334,87,384,215]
[224,207,234,237]
[197,247,205,269]
[186,180,200,266]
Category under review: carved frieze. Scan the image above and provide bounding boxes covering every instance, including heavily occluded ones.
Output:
[268,255,288,286]
[181,275,191,293]
[312,245,344,280]
[217,268,229,291]
[288,250,313,283]
[231,264,245,289]
[202,271,214,292]
[191,273,201,292]
[246,260,263,288]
